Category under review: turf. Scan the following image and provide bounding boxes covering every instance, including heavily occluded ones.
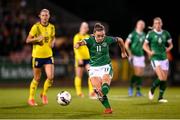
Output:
[0,87,180,119]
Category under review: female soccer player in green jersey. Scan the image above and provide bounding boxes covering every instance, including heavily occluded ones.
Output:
[74,23,127,114]
[143,17,173,103]
[125,20,146,97]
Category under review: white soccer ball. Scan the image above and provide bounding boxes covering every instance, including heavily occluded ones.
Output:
[56,91,71,106]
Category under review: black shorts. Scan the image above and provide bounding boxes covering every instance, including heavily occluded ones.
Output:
[76,59,90,67]
[32,57,54,68]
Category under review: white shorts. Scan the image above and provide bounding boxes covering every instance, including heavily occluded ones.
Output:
[88,64,113,79]
[151,59,169,71]
[132,56,145,67]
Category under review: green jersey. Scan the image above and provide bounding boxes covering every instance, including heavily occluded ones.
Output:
[145,30,172,60]
[127,30,146,56]
[84,36,117,66]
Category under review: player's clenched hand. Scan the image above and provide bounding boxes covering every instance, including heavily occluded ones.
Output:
[74,43,80,49]
[121,52,128,59]
[36,35,44,46]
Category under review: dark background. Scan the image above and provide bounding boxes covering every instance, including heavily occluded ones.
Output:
[50,0,180,59]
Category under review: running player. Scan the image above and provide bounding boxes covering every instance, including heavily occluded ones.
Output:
[74,23,127,114]
[73,22,96,99]
[143,17,173,103]
[125,20,146,96]
[26,9,55,106]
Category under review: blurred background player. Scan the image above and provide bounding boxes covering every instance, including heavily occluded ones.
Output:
[125,20,146,97]
[26,9,55,106]
[74,23,127,114]
[143,17,173,103]
[73,22,96,99]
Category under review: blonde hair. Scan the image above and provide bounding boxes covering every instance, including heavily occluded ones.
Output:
[148,17,163,30]
[39,9,50,15]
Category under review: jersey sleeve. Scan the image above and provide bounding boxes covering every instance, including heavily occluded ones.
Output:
[52,25,55,37]
[106,36,118,44]
[29,24,37,36]
[73,35,81,59]
[126,33,133,43]
[145,31,151,43]
[73,34,79,46]
[83,37,92,47]
[166,31,172,43]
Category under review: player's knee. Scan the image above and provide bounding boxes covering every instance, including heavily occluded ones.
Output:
[47,75,54,81]
[158,76,163,80]
[102,75,111,84]
[33,76,41,81]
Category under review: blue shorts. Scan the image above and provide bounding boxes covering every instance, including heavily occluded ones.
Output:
[32,57,54,68]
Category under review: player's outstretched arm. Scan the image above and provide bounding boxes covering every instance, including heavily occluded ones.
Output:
[117,37,128,58]
[74,40,86,49]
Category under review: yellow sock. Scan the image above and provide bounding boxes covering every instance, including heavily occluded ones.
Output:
[75,76,82,95]
[88,79,94,94]
[29,79,38,100]
[42,79,53,96]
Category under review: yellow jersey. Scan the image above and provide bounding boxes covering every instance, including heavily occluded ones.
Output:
[73,33,90,60]
[29,22,55,58]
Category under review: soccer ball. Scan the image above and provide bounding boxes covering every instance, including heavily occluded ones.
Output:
[56,91,71,106]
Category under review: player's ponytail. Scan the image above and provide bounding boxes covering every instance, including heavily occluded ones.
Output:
[148,17,163,30]
[93,23,105,33]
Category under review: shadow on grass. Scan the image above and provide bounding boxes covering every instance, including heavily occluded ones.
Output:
[133,102,161,106]
[59,111,101,119]
[0,104,29,109]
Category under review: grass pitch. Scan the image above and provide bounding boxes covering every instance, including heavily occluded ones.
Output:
[0,87,180,119]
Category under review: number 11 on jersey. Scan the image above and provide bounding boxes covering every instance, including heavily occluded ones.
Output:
[97,45,101,52]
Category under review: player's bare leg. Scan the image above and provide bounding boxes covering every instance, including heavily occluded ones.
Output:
[85,64,96,99]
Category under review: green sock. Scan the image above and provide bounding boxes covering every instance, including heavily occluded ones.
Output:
[102,83,110,96]
[101,95,111,108]
[130,75,137,88]
[158,81,167,100]
[136,76,142,92]
[151,78,161,94]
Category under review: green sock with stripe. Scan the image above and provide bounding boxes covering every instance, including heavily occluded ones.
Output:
[101,95,111,108]
[136,76,142,92]
[102,83,110,96]
[158,81,167,100]
[130,75,136,88]
[151,78,161,94]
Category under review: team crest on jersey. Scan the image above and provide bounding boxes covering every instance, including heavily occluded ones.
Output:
[158,38,162,44]
[139,38,143,42]
[102,42,107,47]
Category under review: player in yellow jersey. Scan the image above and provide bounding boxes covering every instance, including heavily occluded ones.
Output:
[73,22,96,99]
[26,9,55,106]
